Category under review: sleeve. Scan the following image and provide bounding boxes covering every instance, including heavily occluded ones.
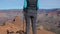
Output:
[23,0,27,11]
[23,0,27,10]
[37,0,39,9]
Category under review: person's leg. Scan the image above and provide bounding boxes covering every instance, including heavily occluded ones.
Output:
[24,14,30,34]
[31,14,37,34]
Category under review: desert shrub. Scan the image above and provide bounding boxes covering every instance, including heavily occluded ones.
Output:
[0,22,5,26]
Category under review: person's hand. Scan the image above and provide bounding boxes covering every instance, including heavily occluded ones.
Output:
[22,11,25,14]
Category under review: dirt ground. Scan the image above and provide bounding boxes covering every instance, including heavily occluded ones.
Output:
[0,16,56,34]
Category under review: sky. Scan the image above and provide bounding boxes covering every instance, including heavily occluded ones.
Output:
[0,0,60,10]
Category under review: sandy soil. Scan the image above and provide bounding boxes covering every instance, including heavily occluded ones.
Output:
[0,16,56,34]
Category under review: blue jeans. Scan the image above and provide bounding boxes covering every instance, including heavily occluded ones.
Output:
[24,9,37,34]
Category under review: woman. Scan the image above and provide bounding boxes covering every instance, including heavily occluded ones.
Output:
[23,0,39,34]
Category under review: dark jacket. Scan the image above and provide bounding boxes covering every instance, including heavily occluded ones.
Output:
[23,0,38,11]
